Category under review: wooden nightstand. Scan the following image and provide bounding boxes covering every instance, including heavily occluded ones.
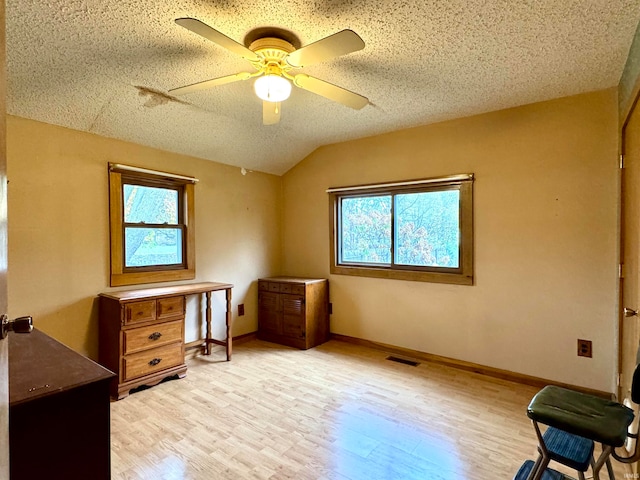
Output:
[258,277,329,349]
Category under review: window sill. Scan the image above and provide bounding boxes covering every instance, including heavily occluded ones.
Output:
[110,268,195,287]
[330,264,473,285]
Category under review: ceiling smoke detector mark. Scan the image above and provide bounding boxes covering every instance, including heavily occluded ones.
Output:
[135,86,188,108]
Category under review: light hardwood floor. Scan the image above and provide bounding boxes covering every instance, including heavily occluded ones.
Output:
[110,339,633,479]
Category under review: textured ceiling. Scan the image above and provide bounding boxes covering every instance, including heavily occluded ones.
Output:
[7,1,640,175]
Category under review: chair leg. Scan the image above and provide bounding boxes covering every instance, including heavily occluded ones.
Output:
[529,455,551,480]
[525,455,543,480]
[591,445,614,480]
[605,457,615,480]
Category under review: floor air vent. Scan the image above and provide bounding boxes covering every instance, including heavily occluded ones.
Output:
[386,356,420,367]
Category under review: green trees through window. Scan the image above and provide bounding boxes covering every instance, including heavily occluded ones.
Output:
[395,190,460,268]
[330,175,474,285]
[340,191,460,268]
[123,184,183,267]
[108,163,196,287]
[341,196,391,264]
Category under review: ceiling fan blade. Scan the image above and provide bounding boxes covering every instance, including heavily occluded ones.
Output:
[169,72,252,96]
[263,101,281,125]
[293,74,368,110]
[175,18,260,62]
[286,30,364,68]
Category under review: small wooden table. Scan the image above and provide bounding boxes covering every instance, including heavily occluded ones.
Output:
[99,281,233,399]
[101,281,234,359]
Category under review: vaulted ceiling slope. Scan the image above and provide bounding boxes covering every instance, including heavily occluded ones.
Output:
[7,1,640,175]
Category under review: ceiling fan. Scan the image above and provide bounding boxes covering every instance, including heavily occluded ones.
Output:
[169,18,369,125]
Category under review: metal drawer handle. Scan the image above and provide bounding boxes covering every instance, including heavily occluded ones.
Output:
[148,358,162,367]
[148,332,162,341]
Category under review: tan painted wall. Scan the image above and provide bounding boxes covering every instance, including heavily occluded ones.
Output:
[5,88,620,391]
[6,116,282,359]
[282,88,619,392]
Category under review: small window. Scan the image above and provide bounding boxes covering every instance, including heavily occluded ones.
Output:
[109,164,196,286]
[329,174,474,285]
[123,183,183,269]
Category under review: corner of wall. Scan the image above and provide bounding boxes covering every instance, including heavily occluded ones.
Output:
[619,19,640,125]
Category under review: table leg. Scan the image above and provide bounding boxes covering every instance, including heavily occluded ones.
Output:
[205,291,212,356]
[225,288,232,361]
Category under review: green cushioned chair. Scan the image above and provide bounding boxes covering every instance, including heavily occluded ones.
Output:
[525,385,634,480]
[527,386,634,448]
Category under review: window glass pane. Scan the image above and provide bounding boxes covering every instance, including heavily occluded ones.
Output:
[340,195,391,264]
[125,227,182,267]
[123,184,178,224]
[394,190,460,268]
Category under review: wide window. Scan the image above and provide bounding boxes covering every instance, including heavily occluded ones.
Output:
[109,164,196,286]
[329,174,474,285]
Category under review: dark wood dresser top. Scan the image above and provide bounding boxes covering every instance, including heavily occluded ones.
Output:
[259,276,326,284]
[9,329,114,406]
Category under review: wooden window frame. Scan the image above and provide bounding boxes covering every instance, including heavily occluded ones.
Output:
[109,164,196,287]
[329,174,474,285]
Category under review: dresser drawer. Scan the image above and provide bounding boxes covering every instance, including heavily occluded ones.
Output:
[123,343,183,382]
[157,296,184,319]
[290,284,305,295]
[124,300,156,325]
[123,320,183,355]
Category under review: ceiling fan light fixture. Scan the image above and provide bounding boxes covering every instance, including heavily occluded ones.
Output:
[254,75,291,102]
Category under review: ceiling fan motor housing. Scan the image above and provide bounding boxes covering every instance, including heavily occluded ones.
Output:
[250,37,295,65]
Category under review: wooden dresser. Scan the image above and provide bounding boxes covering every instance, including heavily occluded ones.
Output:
[99,282,234,400]
[9,329,114,480]
[258,277,329,349]
[99,289,187,399]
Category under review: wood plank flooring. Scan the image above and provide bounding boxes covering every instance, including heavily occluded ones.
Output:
[110,339,633,479]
